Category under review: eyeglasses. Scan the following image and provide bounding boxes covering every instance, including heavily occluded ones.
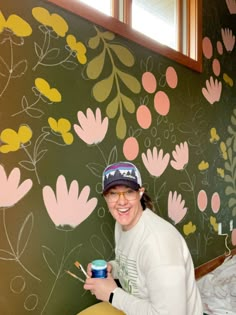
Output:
[104,189,139,203]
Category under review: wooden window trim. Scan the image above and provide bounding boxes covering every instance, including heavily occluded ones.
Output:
[46,0,202,72]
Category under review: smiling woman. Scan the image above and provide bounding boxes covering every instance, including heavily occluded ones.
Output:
[46,0,202,72]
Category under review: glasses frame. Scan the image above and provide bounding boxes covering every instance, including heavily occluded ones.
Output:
[104,188,140,203]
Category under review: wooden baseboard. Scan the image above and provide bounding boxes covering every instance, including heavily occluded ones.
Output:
[195,248,236,280]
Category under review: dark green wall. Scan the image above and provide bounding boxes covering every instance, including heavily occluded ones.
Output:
[0,0,236,313]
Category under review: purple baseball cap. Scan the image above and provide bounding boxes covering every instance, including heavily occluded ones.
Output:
[102,162,142,193]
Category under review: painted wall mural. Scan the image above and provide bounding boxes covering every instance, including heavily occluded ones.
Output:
[0,0,236,313]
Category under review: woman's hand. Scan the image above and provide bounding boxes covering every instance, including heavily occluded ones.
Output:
[83,277,117,302]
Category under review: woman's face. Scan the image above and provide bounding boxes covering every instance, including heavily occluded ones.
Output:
[104,185,144,231]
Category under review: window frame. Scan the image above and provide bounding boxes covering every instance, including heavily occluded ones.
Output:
[46,0,202,72]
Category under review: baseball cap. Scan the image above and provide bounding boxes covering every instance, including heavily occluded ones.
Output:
[102,162,142,193]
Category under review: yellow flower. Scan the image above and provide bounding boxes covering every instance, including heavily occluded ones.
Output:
[198,160,209,171]
[210,216,218,232]
[0,11,32,37]
[217,168,224,178]
[220,141,228,160]
[209,127,219,143]
[183,221,196,236]
[0,125,32,153]
[66,34,87,64]
[48,117,74,145]
[35,78,61,103]
[32,7,68,37]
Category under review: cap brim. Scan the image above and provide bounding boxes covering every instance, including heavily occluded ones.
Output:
[103,180,140,193]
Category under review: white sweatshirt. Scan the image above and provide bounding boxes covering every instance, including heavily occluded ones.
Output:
[110,208,203,315]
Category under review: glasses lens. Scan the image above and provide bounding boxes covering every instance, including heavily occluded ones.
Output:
[105,190,138,202]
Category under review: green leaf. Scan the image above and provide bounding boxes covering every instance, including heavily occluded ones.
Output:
[0,250,15,261]
[26,107,44,119]
[109,44,135,67]
[19,160,35,171]
[42,245,59,276]
[120,93,135,113]
[86,50,105,80]
[45,48,60,60]
[116,115,127,139]
[117,70,141,93]
[92,72,114,102]
[60,61,78,70]
[34,42,43,58]
[106,96,119,118]
[108,146,118,165]
[36,149,48,163]
[229,197,236,207]
[12,60,27,78]
[86,162,104,178]
[88,35,100,49]
[102,31,115,41]
[17,213,34,258]
[225,186,235,195]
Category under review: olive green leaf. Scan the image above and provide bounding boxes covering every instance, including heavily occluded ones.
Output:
[109,44,135,67]
[92,72,114,102]
[103,31,115,41]
[86,49,106,79]
[117,69,141,93]
[116,115,127,139]
[120,93,135,113]
[88,35,101,49]
[106,96,119,118]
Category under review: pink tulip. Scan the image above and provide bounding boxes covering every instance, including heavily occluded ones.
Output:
[42,175,97,230]
[168,191,187,224]
[0,165,32,207]
[74,107,108,145]
[142,147,170,177]
[170,141,189,171]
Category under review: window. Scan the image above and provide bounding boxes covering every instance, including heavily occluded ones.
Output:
[47,0,202,72]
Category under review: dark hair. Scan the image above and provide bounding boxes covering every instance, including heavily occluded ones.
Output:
[140,191,155,211]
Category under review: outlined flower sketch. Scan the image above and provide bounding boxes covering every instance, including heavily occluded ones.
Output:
[48,117,74,145]
[74,107,109,145]
[226,0,236,14]
[12,77,62,118]
[0,165,40,281]
[142,146,170,177]
[40,174,97,314]
[221,28,235,52]
[66,34,87,64]
[168,191,187,224]
[141,146,170,214]
[0,120,73,184]
[32,7,86,70]
[0,11,32,97]
[202,76,222,105]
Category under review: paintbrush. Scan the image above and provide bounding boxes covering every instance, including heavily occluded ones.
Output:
[74,261,90,278]
[65,270,85,283]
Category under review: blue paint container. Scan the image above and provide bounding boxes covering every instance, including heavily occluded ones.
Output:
[91,259,107,278]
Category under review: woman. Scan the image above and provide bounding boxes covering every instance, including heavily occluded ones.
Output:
[82,161,203,315]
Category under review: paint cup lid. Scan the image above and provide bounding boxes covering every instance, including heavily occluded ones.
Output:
[91,259,107,270]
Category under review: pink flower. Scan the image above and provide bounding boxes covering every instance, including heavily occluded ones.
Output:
[0,165,32,207]
[141,147,170,177]
[170,141,189,170]
[42,175,97,230]
[226,0,236,14]
[221,28,235,51]
[202,76,222,105]
[168,191,187,224]
[74,107,108,145]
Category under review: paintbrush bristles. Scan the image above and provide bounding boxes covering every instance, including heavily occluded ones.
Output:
[74,261,89,278]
